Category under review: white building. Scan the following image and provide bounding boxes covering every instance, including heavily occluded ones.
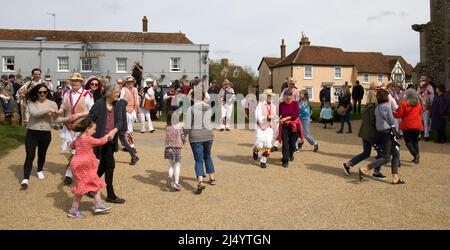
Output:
[0,16,209,89]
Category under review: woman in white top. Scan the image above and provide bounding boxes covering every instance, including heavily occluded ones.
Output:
[21,83,59,189]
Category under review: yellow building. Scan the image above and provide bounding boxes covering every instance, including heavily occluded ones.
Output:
[258,35,413,104]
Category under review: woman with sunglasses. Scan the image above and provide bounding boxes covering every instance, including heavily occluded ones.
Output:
[20,84,59,189]
[85,77,103,102]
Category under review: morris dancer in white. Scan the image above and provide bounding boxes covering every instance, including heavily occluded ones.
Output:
[140,79,155,133]
[253,89,278,168]
[123,76,140,151]
[219,79,235,131]
[58,73,94,185]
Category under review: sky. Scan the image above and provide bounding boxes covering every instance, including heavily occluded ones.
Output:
[0,0,430,73]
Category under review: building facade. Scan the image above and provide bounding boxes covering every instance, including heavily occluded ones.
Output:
[258,35,413,104]
[412,0,450,89]
[0,16,209,90]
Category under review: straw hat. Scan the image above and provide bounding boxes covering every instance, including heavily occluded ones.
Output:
[125,76,136,83]
[263,89,276,96]
[288,77,297,84]
[69,72,84,82]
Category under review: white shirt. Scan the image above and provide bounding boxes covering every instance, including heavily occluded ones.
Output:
[146,87,155,100]
[61,88,94,112]
[119,87,126,100]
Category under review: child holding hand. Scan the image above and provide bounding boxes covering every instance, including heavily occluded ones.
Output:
[67,117,117,219]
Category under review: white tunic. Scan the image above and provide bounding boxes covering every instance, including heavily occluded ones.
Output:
[60,88,94,152]
[254,101,277,149]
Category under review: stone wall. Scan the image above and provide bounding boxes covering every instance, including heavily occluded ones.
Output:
[413,0,450,89]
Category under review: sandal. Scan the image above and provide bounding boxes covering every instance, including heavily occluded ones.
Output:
[209,179,216,186]
[392,179,406,185]
[196,181,206,194]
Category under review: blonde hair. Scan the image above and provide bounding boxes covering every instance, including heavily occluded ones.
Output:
[343,86,351,96]
[366,90,378,105]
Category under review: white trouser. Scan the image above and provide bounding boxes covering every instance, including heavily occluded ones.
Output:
[168,160,181,185]
[272,120,280,148]
[126,111,137,133]
[140,109,154,132]
[220,103,233,129]
[422,110,431,137]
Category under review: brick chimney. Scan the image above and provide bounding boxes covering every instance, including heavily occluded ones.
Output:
[300,32,311,47]
[221,58,229,67]
[280,39,286,59]
[142,16,148,32]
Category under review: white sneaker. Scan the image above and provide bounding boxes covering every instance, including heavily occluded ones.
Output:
[37,172,45,180]
[20,179,29,189]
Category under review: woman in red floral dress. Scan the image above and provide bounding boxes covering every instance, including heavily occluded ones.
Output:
[67,117,117,219]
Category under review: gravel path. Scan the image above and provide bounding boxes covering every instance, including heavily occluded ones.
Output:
[1,121,449,229]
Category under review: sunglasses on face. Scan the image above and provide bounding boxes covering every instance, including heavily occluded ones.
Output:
[91,84,98,87]
[38,91,48,95]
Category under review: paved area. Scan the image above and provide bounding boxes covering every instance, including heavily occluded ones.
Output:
[1,120,450,229]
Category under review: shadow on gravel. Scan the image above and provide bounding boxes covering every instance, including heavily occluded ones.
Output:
[305,163,356,181]
[9,162,66,182]
[46,182,93,212]
[315,151,360,160]
[216,155,261,167]
[133,170,198,194]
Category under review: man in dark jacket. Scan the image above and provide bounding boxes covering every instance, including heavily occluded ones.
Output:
[431,84,449,143]
[319,85,331,109]
[352,81,365,114]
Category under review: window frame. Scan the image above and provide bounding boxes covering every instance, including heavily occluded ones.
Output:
[3,56,15,72]
[170,57,181,72]
[304,86,314,101]
[304,65,313,80]
[57,57,70,72]
[363,73,370,84]
[334,66,342,80]
[116,57,127,73]
[80,58,93,72]
[377,74,383,83]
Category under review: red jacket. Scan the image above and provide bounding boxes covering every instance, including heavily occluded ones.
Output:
[394,101,424,131]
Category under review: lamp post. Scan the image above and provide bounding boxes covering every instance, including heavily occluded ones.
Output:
[34,37,47,69]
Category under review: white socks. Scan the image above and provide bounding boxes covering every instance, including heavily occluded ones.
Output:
[168,160,181,184]
[65,168,73,178]
[260,156,267,164]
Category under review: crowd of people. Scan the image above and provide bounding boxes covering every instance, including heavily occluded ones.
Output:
[1,66,449,219]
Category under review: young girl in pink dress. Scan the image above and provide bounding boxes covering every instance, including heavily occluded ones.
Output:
[67,117,117,219]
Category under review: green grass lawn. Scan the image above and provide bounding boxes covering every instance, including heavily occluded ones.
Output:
[310,103,364,122]
[0,121,27,159]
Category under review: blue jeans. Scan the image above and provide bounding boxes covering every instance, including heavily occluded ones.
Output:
[349,139,382,171]
[300,117,316,145]
[339,110,352,132]
[190,141,215,178]
[368,131,400,175]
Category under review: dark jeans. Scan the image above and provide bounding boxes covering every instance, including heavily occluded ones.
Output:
[23,130,51,179]
[190,140,215,178]
[97,142,117,199]
[119,133,136,158]
[339,110,352,132]
[282,125,298,164]
[349,139,382,172]
[368,131,400,175]
[436,118,447,142]
[353,99,362,114]
[403,130,420,157]
[1,98,13,114]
